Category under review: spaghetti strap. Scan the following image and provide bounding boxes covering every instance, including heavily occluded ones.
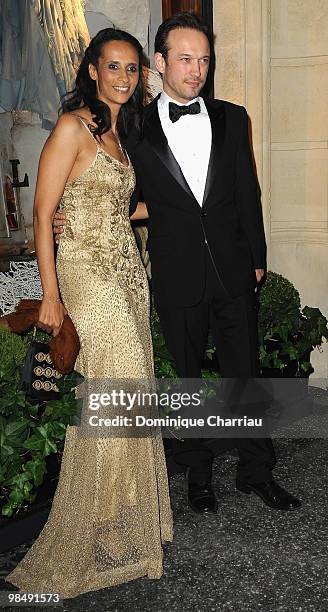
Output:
[76,116,98,145]
[75,115,129,168]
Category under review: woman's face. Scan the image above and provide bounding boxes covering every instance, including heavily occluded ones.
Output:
[89,40,140,108]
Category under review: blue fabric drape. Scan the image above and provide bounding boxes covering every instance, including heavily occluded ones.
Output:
[0,0,89,129]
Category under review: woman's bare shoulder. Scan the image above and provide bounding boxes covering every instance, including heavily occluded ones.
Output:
[52,111,92,139]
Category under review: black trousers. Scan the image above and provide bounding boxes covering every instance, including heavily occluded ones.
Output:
[156,251,276,484]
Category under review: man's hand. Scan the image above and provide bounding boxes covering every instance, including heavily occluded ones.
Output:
[255,268,265,283]
[53,211,67,243]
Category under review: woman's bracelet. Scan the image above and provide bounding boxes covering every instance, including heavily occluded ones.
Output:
[43,295,61,304]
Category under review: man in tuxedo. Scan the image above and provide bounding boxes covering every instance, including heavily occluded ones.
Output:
[54,13,300,514]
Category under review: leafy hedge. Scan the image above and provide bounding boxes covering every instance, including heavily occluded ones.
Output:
[0,328,79,518]
[258,272,328,374]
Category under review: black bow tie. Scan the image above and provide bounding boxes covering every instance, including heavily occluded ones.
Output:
[169,101,201,123]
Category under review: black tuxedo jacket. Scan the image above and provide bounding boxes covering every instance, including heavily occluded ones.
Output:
[128,96,266,309]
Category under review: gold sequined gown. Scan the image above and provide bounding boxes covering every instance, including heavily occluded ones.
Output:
[6,125,173,599]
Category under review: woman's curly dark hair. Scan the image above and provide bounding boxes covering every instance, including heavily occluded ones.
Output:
[61,28,144,139]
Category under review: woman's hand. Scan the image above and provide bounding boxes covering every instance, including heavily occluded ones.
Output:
[37,299,67,336]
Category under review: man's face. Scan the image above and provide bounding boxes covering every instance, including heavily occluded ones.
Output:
[155,28,210,104]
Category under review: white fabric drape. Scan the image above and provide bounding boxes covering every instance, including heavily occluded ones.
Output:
[33,0,90,97]
[86,0,150,47]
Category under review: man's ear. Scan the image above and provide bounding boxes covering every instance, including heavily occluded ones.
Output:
[88,63,97,81]
[154,52,166,75]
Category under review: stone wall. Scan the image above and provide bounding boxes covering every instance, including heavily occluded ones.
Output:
[213,0,328,378]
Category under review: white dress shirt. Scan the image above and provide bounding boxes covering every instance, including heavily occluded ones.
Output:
[157,91,212,206]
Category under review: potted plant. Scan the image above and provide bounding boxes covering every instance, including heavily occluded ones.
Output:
[258,271,328,377]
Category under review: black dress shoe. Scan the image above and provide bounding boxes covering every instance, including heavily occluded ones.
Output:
[236,478,301,511]
[187,481,218,514]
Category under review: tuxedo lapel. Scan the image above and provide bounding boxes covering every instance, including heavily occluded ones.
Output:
[142,98,198,206]
[202,98,226,208]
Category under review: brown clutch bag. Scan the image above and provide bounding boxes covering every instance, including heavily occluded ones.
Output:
[0,299,80,374]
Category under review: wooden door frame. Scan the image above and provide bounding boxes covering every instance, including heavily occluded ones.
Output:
[162,1,203,19]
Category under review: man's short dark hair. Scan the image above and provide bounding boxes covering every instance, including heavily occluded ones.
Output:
[155,12,211,60]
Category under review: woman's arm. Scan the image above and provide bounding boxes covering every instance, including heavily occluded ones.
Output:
[130,201,149,221]
[34,114,80,335]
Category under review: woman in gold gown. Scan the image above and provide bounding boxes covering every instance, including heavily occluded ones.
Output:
[6,28,173,599]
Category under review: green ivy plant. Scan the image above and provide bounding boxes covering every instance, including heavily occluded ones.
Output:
[151,308,177,379]
[0,328,80,518]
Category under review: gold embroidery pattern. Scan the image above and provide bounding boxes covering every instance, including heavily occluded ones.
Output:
[32,380,59,392]
[57,150,145,308]
[34,351,53,364]
[33,366,62,379]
